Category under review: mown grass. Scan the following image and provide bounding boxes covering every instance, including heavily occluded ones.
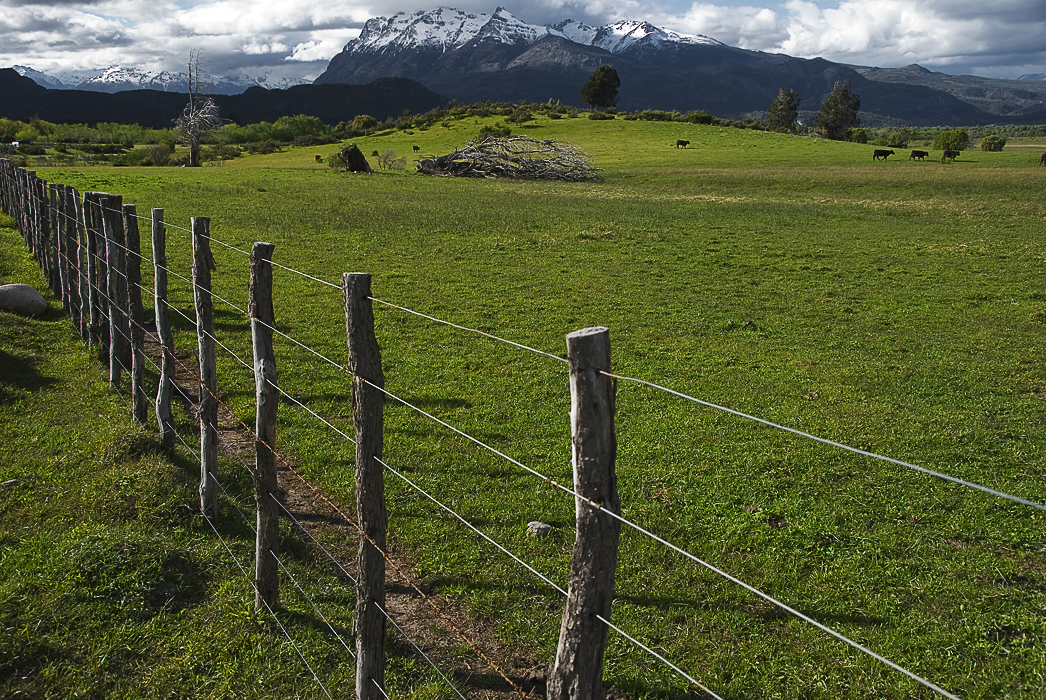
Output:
[7,117,1046,699]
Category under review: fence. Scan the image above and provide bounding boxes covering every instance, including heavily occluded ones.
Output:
[2,157,1043,700]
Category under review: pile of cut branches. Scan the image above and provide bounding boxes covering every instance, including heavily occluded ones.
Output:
[416,136,601,181]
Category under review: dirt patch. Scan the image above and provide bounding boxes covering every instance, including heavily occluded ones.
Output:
[150,329,552,700]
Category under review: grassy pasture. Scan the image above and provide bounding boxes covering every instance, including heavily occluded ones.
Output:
[6,116,1046,698]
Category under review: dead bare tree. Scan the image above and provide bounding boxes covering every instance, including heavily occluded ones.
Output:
[175,50,222,167]
[416,136,601,181]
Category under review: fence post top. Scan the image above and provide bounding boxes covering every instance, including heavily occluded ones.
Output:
[567,326,609,341]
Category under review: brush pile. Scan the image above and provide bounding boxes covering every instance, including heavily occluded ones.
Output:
[416,136,601,181]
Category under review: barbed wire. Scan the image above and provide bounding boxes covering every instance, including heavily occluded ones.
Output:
[0,161,1002,700]
[203,512,335,700]
[604,370,1046,512]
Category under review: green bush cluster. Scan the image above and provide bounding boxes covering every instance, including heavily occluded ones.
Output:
[981,134,1007,151]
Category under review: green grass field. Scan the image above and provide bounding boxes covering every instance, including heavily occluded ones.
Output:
[3,115,1046,699]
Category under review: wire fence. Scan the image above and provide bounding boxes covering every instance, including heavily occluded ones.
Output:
[3,158,1043,700]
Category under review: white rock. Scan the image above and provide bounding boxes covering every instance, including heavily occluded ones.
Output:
[0,284,47,317]
[527,521,553,537]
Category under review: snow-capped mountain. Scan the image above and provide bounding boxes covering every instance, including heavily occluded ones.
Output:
[314,6,753,108]
[339,7,721,57]
[11,65,84,90]
[10,64,310,95]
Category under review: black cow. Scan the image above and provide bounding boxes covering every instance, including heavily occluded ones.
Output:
[910,150,929,161]
[873,149,895,160]
[413,145,420,153]
[1040,152,1046,165]
[315,154,323,163]
[676,140,690,148]
[942,149,961,162]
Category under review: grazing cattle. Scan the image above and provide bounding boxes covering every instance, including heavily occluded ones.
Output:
[942,149,961,162]
[873,149,895,160]
[910,150,929,161]
[676,140,690,148]
[315,154,323,163]
[413,145,420,153]
[1040,152,1046,165]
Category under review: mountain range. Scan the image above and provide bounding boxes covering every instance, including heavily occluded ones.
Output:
[6,6,1046,127]
[314,6,1046,126]
[11,65,309,94]
[0,69,447,128]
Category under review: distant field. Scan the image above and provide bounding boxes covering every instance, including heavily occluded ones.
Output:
[11,116,1046,699]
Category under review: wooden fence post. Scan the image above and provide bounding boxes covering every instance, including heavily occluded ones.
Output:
[84,192,105,348]
[192,216,218,518]
[250,242,279,608]
[102,195,126,389]
[343,272,386,700]
[125,204,148,425]
[548,326,620,700]
[71,188,89,343]
[48,184,62,300]
[152,209,176,448]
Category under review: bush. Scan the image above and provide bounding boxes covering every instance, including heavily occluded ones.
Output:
[848,128,868,144]
[16,145,46,156]
[112,149,152,166]
[351,114,378,131]
[980,134,1007,152]
[478,123,512,139]
[588,112,615,120]
[932,128,970,151]
[685,110,717,125]
[244,140,281,155]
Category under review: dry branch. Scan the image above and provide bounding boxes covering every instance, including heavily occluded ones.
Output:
[416,136,601,181]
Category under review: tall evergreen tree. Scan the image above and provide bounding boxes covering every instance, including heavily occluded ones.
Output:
[579,66,621,111]
[766,88,800,133]
[815,80,861,141]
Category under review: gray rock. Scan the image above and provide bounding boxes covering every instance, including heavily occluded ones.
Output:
[0,284,47,318]
[527,521,552,537]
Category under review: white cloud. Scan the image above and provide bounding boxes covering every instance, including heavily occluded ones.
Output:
[0,0,1043,81]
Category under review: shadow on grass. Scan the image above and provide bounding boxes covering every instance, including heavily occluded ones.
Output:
[0,347,58,394]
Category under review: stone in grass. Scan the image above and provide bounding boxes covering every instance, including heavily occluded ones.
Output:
[0,284,47,318]
[527,521,552,537]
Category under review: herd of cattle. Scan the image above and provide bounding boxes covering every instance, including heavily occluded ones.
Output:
[673,139,1046,165]
[873,148,961,162]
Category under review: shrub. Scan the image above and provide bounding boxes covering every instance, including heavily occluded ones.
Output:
[245,140,281,155]
[980,134,1007,151]
[932,128,970,151]
[478,123,512,139]
[351,114,378,131]
[112,149,152,166]
[848,128,868,144]
[588,112,615,120]
[685,110,717,125]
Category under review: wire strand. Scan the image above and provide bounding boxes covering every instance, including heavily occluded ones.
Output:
[604,371,1046,512]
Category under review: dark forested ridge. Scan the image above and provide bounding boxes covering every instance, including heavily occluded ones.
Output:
[316,30,1045,126]
[0,69,449,127]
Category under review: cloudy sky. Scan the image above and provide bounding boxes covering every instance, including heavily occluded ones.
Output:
[1,0,1044,83]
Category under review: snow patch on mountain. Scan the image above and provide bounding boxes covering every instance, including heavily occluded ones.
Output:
[342,6,722,57]
[9,64,310,94]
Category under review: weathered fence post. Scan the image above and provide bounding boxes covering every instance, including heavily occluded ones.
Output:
[102,194,127,388]
[125,204,148,425]
[250,242,279,608]
[48,184,61,299]
[343,272,386,700]
[71,188,89,343]
[548,326,620,700]
[152,209,176,448]
[84,192,104,348]
[192,216,218,518]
